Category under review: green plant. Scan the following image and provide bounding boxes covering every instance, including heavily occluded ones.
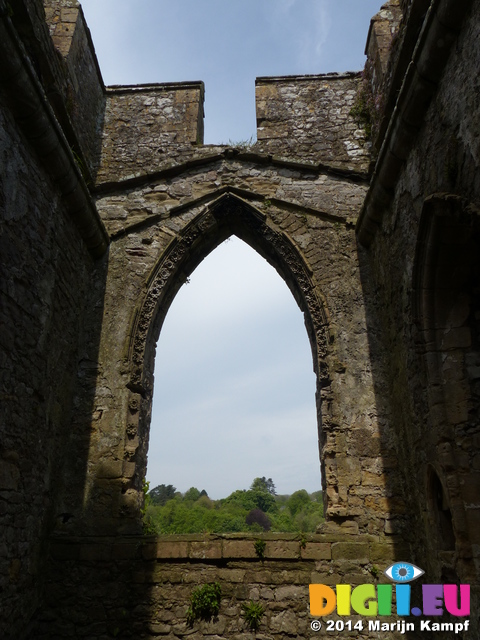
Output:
[349,93,372,139]
[298,533,307,549]
[186,582,222,627]
[242,600,264,631]
[370,565,380,579]
[226,136,256,150]
[254,538,266,560]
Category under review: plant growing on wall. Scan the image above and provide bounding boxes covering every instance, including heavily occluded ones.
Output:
[242,600,265,631]
[254,538,266,560]
[186,582,222,626]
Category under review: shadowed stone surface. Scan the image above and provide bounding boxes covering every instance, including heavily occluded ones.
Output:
[0,0,479,637]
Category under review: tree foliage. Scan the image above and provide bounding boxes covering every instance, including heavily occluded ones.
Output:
[250,476,276,495]
[148,484,177,506]
[246,508,271,531]
[145,478,324,534]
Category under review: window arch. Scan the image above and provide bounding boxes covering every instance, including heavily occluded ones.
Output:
[146,235,320,497]
[125,193,332,503]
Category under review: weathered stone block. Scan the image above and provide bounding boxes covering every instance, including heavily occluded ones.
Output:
[269,610,298,635]
[331,542,369,563]
[155,541,190,559]
[190,540,222,560]
[274,585,308,601]
[301,543,332,560]
[97,460,123,479]
[265,540,300,559]
[223,540,257,558]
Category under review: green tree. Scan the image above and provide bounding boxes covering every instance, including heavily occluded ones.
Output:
[184,487,201,502]
[286,489,311,517]
[149,484,176,506]
[222,489,257,511]
[250,476,276,495]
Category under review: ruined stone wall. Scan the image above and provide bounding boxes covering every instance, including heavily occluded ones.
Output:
[64,66,390,541]
[77,153,381,534]
[255,73,370,172]
[357,0,479,632]
[0,85,100,640]
[2,0,479,637]
[43,0,106,178]
[32,533,408,639]
[0,1,108,636]
[98,82,205,184]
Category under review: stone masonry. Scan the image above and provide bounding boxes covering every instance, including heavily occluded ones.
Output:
[0,0,479,638]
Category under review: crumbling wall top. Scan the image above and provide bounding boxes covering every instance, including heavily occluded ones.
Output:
[255,73,371,174]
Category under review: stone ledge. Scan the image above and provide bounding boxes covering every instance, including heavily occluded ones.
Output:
[49,532,404,564]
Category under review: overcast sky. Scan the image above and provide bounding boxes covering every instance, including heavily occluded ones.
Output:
[80,0,382,498]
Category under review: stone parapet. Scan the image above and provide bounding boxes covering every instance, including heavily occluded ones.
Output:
[255,73,371,173]
[98,82,205,183]
[36,533,411,639]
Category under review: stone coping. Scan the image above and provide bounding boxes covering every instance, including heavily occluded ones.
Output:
[255,72,361,83]
[106,81,205,95]
[49,532,405,565]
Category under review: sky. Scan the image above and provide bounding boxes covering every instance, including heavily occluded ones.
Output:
[79,0,382,498]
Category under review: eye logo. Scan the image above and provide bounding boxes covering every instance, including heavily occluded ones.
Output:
[384,562,424,583]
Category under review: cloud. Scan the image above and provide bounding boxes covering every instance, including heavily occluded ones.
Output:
[297,1,332,68]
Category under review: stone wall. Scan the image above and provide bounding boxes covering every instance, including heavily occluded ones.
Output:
[0,1,108,636]
[97,83,205,184]
[0,64,103,640]
[44,0,106,179]
[1,0,479,637]
[255,74,370,172]
[356,0,479,632]
[77,152,396,538]
[31,532,408,640]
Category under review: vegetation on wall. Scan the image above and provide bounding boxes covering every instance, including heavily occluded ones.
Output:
[349,61,384,143]
[143,477,324,534]
[186,582,222,627]
[242,601,264,631]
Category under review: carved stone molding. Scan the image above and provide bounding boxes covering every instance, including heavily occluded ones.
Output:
[128,193,332,398]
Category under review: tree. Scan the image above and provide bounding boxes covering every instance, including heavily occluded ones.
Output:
[246,508,271,531]
[148,483,176,506]
[251,486,276,513]
[250,477,276,495]
[286,489,310,517]
[223,489,257,512]
[184,487,201,502]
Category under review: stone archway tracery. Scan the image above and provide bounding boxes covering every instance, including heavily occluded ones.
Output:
[124,192,333,504]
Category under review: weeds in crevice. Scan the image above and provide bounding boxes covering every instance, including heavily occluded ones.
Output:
[254,538,266,560]
[349,62,384,143]
[225,136,256,150]
[186,582,222,627]
[242,600,264,631]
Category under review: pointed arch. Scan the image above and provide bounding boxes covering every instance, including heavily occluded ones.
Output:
[125,192,333,492]
[412,194,480,580]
